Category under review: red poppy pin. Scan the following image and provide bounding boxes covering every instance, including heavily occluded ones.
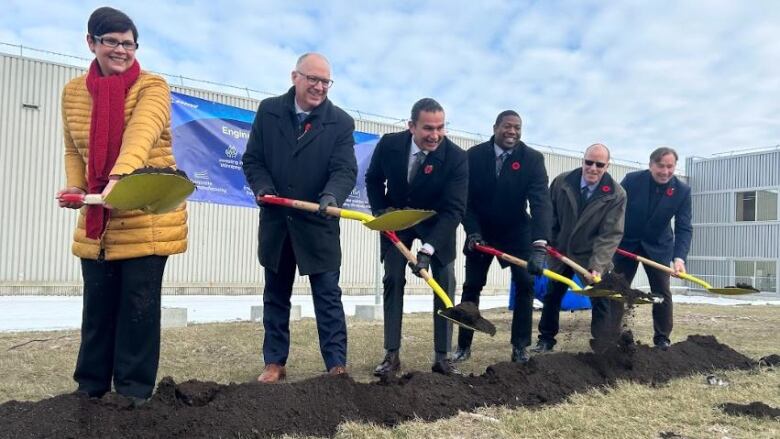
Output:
[511,161,521,171]
[601,185,611,193]
[304,123,312,133]
[424,164,433,174]
[666,187,675,197]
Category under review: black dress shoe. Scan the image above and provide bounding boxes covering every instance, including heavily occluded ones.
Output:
[654,339,671,351]
[431,357,460,375]
[511,346,530,363]
[373,351,400,377]
[530,340,554,354]
[451,347,471,363]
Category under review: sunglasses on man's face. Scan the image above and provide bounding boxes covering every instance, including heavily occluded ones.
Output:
[584,159,607,169]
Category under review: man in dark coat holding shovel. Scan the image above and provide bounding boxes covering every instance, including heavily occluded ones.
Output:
[531,143,626,353]
[243,53,357,382]
[365,98,468,375]
[452,110,552,364]
[606,147,692,350]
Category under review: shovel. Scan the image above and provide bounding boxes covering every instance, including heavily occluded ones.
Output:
[472,243,585,291]
[57,168,195,214]
[383,231,496,335]
[260,196,495,335]
[545,246,661,304]
[615,248,759,295]
[259,196,434,231]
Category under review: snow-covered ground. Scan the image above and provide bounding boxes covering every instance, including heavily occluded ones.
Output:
[1,294,777,332]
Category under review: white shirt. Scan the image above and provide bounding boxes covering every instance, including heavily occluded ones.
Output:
[408,138,435,255]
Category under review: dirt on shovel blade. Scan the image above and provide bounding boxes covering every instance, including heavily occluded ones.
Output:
[598,271,659,304]
[725,282,761,292]
[439,301,496,335]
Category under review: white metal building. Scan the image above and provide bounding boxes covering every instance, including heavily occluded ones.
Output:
[686,150,780,294]
[2,52,655,296]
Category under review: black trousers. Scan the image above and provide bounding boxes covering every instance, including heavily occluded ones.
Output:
[262,236,347,370]
[537,265,619,345]
[613,251,673,344]
[457,252,534,350]
[382,236,455,354]
[75,255,168,399]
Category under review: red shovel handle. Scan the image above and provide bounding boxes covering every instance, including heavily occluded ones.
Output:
[59,193,85,203]
[473,243,503,257]
[615,248,637,259]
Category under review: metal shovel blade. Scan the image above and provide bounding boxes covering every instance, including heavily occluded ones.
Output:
[438,307,497,336]
[708,287,759,295]
[362,209,436,231]
[103,172,195,214]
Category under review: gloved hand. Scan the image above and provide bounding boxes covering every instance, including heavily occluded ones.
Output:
[255,187,277,206]
[317,194,338,218]
[466,233,485,252]
[526,244,547,275]
[408,251,432,278]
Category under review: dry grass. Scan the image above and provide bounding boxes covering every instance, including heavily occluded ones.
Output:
[1,302,778,438]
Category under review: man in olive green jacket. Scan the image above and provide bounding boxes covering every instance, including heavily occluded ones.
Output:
[531,143,626,352]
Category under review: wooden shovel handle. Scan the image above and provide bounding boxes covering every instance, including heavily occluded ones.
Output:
[260,195,344,217]
[383,231,454,308]
[615,248,674,274]
[545,246,596,282]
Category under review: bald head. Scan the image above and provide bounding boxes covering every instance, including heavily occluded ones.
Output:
[582,143,610,185]
[292,52,332,111]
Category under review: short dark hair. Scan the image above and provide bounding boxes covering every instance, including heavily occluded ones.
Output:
[88,7,138,42]
[410,98,444,123]
[494,110,521,127]
[650,147,678,163]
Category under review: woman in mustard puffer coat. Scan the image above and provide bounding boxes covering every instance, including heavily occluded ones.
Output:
[56,7,187,404]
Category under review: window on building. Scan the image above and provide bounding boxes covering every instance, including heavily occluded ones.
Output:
[736,190,778,221]
[734,260,777,292]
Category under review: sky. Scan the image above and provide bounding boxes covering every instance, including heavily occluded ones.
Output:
[1,0,779,167]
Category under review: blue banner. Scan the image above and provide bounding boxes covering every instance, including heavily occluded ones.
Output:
[171,92,379,212]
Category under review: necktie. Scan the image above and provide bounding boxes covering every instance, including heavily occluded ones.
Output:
[297,113,308,136]
[581,186,590,203]
[496,151,509,176]
[408,151,425,182]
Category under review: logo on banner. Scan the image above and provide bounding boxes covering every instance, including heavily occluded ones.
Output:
[224,145,238,159]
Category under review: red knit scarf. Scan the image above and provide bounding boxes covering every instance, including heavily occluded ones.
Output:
[84,59,140,239]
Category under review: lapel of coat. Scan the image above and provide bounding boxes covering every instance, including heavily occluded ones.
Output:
[497,141,526,184]
[648,174,678,221]
[573,171,617,236]
[292,99,333,156]
[409,137,447,191]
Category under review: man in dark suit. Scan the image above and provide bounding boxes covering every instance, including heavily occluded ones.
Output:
[607,147,692,350]
[242,53,357,382]
[452,110,551,364]
[365,98,468,375]
[531,144,627,353]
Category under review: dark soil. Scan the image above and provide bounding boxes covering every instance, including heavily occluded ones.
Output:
[0,336,767,439]
[759,354,780,367]
[598,272,658,304]
[719,401,780,419]
[727,283,761,292]
[441,301,497,335]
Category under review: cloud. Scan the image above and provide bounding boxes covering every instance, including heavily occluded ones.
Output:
[2,0,779,165]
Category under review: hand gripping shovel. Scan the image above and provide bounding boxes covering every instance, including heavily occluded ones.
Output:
[259,196,496,335]
[615,248,759,295]
[57,167,195,214]
[545,246,662,304]
[259,196,434,231]
[472,243,584,291]
[383,231,496,336]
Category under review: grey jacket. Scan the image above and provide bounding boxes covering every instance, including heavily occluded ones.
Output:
[549,168,626,274]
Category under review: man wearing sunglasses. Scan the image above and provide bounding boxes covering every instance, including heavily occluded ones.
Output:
[243,53,357,382]
[608,147,692,350]
[531,143,627,354]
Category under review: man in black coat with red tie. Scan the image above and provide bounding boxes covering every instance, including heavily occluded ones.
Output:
[365,98,468,375]
[452,110,552,364]
[242,53,357,383]
[605,147,692,350]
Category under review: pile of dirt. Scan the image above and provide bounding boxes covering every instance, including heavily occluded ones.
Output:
[0,335,764,439]
[719,401,780,419]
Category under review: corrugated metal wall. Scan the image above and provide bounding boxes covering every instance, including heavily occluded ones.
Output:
[2,53,655,296]
[686,152,780,292]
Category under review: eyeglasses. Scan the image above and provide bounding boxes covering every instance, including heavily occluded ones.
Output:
[584,159,607,168]
[296,71,334,88]
[92,35,139,51]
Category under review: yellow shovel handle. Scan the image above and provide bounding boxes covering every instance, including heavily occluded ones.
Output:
[677,272,713,289]
[262,196,376,223]
[495,251,583,291]
[618,248,713,289]
[385,232,454,308]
